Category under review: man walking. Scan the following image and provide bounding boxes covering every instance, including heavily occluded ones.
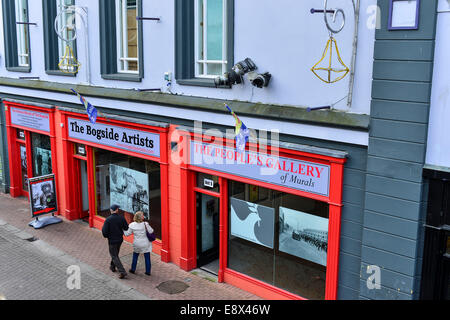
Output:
[102,205,129,279]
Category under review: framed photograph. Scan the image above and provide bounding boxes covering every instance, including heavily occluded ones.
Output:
[279,207,329,266]
[388,0,420,30]
[230,197,275,249]
[109,164,150,219]
[28,174,58,218]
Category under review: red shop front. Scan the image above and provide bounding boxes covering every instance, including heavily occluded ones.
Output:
[178,130,347,300]
[4,100,58,199]
[59,107,170,262]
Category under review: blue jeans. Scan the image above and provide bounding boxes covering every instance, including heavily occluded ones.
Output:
[131,252,151,274]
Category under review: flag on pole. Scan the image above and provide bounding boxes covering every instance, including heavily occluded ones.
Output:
[225,103,250,152]
[71,89,98,124]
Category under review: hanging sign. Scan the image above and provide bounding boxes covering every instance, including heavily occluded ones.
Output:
[28,174,58,218]
[191,141,330,197]
[68,118,161,158]
[10,107,51,132]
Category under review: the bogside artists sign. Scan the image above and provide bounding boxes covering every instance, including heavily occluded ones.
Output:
[10,107,51,132]
[68,118,160,158]
[191,141,330,197]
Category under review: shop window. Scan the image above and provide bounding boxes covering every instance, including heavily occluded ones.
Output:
[228,180,329,300]
[94,148,162,239]
[2,0,31,72]
[42,0,77,75]
[98,0,143,81]
[31,133,52,177]
[175,0,234,87]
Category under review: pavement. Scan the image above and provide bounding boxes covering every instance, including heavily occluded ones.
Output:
[0,193,260,300]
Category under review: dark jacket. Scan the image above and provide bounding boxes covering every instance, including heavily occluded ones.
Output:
[102,214,129,244]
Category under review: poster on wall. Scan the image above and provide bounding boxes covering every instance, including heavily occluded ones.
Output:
[279,207,329,266]
[109,164,150,219]
[29,174,58,218]
[33,147,52,176]
[230,197,275,249]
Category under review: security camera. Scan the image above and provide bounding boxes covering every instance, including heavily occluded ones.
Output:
[214,58,257,87]
[247,71,272,88]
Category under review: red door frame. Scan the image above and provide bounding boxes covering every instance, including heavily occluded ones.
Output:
[59,109,171,263]
[179,131,346,300]
[4,101,58,205]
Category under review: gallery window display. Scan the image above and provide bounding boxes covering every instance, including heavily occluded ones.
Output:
[94,148,161,239]
[228,180,329,300]
[31,133,53,177]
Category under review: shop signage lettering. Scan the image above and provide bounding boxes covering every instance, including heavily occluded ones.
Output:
[191,141,330,197]
[10,107,50,132]
[68,118,160,158]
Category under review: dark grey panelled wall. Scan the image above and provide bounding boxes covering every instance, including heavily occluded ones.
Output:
[360,0,438,299]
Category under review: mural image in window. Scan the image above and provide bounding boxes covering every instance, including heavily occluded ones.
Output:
[94,148,162,239]
[228,180,329,300]
[279,207,328,267]
[110,164,149,219]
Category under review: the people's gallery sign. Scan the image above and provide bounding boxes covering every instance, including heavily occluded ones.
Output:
[190,141,330,197]
[68,118,160,158]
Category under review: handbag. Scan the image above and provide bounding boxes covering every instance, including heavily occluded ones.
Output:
[144,222,156,242]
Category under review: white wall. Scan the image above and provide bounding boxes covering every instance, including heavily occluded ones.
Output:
[425,0,450,168]
[0,0,376,146]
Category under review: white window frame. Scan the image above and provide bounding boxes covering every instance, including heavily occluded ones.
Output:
[116,0,139,74]
[56,0,75,70]
[195,0,228,78]
[15,0,29,67]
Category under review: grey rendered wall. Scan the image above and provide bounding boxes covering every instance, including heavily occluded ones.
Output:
[360,0,438,299]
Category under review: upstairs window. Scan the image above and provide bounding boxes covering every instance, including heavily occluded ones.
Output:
[195,0,228,78]
[15,0,29,67]
[2,0,31,71]
[175,0,234,87]
[116,0,139,74]
[43,0,77,75]
[99,0,143,81]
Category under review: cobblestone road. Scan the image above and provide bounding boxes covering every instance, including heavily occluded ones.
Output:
[0,222,148,300]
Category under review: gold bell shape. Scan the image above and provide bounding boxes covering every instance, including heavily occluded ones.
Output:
[311,37,349,84]
[58,45,81,74]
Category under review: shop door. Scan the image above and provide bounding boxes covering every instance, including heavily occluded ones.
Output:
[196,192,220,271]
[18,142,29,196]
[77,160,90,220]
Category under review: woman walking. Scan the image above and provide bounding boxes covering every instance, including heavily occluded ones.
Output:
[124,211,153,276]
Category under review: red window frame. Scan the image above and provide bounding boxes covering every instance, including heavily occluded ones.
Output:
[178,131,346,300]
[59,109,171,263]
[4,101,58,200]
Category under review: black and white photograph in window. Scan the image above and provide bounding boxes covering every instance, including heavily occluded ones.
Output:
[109,164,150,218]
[29,175,57,217]
[33,147,52,177]
[279,207,329,267]
[230,197,275,249]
